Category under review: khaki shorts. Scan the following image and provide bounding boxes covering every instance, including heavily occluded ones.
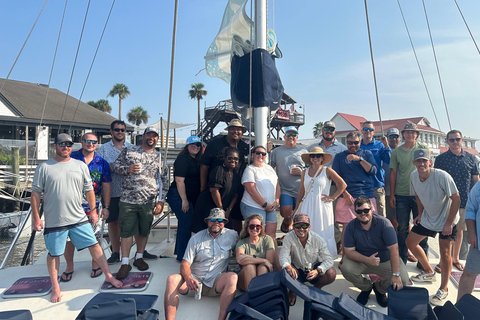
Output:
[458,208,466,231]
[374,187,386,217]
[119,202,154,238]
[185,273,225,297]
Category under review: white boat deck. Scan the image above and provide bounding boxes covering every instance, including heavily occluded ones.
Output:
[0,217,478,319]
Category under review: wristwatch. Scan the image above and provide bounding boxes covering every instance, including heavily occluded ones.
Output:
[359,156,364,162]
[103,206,110,210]
[262,202,268,208]
[392,272,400,277]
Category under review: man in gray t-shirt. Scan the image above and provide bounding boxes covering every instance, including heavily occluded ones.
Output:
[407,149,460,306]
[31,134,122,303]
[271,126,307,232]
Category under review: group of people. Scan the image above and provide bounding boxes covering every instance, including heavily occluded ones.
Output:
[31,116,480,315]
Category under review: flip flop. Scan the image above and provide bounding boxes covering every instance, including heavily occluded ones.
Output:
[453,261,465,271]
[60,271,74,282]
[280,221,290,233]
[90,267,103,278]
[434,264,441,274]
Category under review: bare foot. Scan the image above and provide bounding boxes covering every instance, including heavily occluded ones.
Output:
[50,287,62,303]
[106,274,123,288]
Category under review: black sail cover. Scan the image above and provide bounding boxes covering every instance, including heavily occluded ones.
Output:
[230,49,284,118]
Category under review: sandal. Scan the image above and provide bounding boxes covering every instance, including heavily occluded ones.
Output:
[288,291,297,306]
[453,261,465,271]
[60,271,74,282]
[280,221,290,233]
[434,264,441,274]
[90,267,103,278]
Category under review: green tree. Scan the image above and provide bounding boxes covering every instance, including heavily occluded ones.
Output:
[87,99,112,113]
[127,106,150,134]
[108,83,130,120]
[313,121,324,138]
[189,83,207,133]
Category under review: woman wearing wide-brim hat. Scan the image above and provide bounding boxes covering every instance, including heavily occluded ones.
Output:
[296,146,347,258]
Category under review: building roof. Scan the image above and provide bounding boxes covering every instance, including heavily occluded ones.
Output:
[0,78,132,131]
[439,146,479,155]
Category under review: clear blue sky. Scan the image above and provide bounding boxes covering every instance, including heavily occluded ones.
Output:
[2,0,480,139]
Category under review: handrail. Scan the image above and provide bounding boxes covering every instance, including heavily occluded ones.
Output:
[0,207,33,269]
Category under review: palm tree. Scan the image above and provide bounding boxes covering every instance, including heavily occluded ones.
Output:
[189,83,207,132]
[87,99,112,113]
[313,121,324,138]
[127,106,150,134]
[108,83,130,120]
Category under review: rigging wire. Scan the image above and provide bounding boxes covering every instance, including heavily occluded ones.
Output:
[0,0,48,92]
[68,0,116,132]
[363,0,384,134]
[421,0,452,130]
[396,0,441,131]
[453,0,480,56]
[58,0,92,132]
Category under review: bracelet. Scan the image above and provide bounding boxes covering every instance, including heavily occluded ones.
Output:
[103,206,110,210]
[225,207,231,211]
[90,207,97,212]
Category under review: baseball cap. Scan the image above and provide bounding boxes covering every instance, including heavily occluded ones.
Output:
[323,121,335,128]
[285,126,298,134]
[56,133,73,144]
[144,126,159,135]
[205,208,229,223]
[186,135,201,145]
[414,148,430,161]
[401,123,419,133]
[387,128,400,136]
[293,213,310,224]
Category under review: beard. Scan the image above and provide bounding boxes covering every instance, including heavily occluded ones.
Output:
[323,136,334,142]
[359,219,370,225]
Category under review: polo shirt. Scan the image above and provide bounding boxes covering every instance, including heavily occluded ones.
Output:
[360,139,391,189]
[307,139,347,167]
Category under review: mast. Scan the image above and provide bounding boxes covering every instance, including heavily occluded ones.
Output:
[254,0,268,148]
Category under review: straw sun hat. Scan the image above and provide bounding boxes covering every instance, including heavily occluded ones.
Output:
[301,146,333,165]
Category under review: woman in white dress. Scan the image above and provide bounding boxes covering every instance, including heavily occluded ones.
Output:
[296,146,346,258]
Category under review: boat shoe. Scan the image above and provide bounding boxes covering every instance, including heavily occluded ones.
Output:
[133,258,149,271]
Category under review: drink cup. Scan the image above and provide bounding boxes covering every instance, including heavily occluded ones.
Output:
[195,282,203,300]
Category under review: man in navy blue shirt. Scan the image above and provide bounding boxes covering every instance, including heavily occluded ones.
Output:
[360,121,391,217]
[342,196,408,307]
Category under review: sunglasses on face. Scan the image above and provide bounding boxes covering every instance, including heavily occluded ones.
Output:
[83,139,98,144]
[362,127,374,132]
[285,133,297,138]
[254,151,267,157]
[294,223,310,229]
[248,224,262,230]
[210,219,224,223]
[309,154,323,158]
[347,141,360,145]
[355,208,371,215]
[448,138,462,143]
[388,135,399,139]
[323,127,335,132]
[189,143,202,147]
[113,128,125,132]
[58,142,73,148]
[226,156,239,161]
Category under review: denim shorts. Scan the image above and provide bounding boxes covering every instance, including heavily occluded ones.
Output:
[44,222,97,257]
[240,202,277,223]
[280,194,297,209]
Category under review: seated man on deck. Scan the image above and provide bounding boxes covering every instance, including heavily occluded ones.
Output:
[342,196,408,308]
[279,213,336,306]
[164,208,238,320]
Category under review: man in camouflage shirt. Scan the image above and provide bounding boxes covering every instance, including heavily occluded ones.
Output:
[111,126,169,279]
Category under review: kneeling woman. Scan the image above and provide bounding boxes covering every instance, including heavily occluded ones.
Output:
[236,214,275,291]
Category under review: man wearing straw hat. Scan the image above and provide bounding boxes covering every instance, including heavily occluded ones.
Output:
[271,126,308,232]
[164,208,238,320]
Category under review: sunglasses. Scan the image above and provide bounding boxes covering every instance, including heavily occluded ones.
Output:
[210,219,224,223]
[83,139,98,144]
[189,143,202,147]
[323,127,335,132]
[255,151,267,157]
[294,223,310,229]
[227,156,239,161]
[113,128,125,132]
[362,127,374,132]
[285,133,297,138]
[388,135,399,139]
[248,224,262,230]
[355,208,371,215]
[58,142,73,147]
[347,141,360,145]
[448,138,462,143]
[309,154,323,158]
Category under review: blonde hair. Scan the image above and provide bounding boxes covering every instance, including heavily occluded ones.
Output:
[239,214,266,239]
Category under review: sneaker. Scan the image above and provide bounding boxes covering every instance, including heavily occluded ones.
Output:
[356,287,372,305]
[410,271,436,283]
[107,252,120,265]
[117,264,132,279]
[133,258,149,271]
[143,250,158,260]
[372,283,388,308]
[430,288,448,306]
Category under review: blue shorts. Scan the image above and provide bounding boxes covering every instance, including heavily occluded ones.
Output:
[44,222,98,257]
[280,194,297,209]
[240,202,277,223]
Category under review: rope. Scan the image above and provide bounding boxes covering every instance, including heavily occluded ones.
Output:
[454,0,480,56]
[68,0,116,131]
[0,0,49,92]
[363,0,384,134]
[396,0,441,131]
[422,0,452,130]
[58,0,92,132]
